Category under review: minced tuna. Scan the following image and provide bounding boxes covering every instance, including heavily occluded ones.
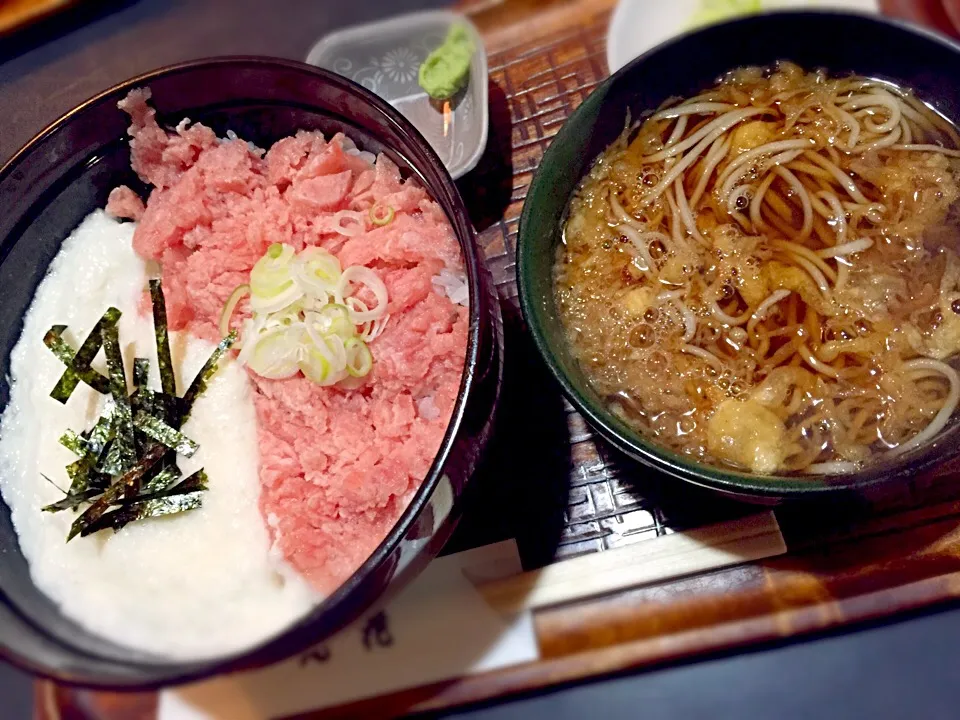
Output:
[107,90,468,594]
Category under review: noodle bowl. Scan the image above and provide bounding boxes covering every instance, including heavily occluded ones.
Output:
[554,62,960,476]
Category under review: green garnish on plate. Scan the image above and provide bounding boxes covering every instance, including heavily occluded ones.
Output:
[688,0,767,29]
[418,22,475,101]
[41,279,237,541]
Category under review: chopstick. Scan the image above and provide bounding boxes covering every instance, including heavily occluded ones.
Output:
[475,511,785,616]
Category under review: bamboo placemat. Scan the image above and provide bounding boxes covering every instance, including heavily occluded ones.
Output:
[38,0,960,717]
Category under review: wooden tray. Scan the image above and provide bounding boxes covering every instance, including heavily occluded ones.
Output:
[0,0,79,35]
[37,0,960,717]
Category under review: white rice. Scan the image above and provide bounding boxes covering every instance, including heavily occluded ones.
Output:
[222,128,263,155]
[416,395,441,421]
[432,267,469,306]
[0,211,317,659]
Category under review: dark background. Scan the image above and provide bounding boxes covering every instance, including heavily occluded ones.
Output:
[3,1,960,718]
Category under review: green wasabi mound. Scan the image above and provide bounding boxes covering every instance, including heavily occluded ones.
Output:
[419,23,476,101]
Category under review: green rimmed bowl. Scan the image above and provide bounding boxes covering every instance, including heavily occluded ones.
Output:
[517,11,960,502]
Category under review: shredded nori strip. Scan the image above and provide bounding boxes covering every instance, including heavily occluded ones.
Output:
[66,444,167,541]
[65,458,96,494]
[133,358,150,389]
[134,412,199,457]
[65,458,88,481]
[42,489,101,513]
[48,308,121,402]
[97,440,124,477]
[44,325,70,361]
[82,488,205,537]
[180,330,237,425]
[58,430,87,456]
[83,470,207,535]
[43,281,224,541]
[44,327,110,397]
[88,472,111,491]
[149,280,177,398]
[100,322,136,474]
[63,413,114,495]
[162,470,208,496]
[41,473,65,493]
[140,464,182,495]
[132,388,178,424]
[85,411,114,457]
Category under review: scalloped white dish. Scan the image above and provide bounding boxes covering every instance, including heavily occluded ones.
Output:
[307,11,489,180]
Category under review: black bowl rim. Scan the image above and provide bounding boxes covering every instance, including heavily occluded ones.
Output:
[517,10,960,500]
[0,55,484,685]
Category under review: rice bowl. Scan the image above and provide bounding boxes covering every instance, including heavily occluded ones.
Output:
[0,57,501,687]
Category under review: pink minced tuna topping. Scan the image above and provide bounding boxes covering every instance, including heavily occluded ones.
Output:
[107,90,468,594]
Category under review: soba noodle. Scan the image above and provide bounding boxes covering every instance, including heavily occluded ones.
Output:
[554,62,960,475]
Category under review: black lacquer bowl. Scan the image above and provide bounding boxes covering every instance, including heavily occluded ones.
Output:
[517,11,960,503]
[0,57,502,688]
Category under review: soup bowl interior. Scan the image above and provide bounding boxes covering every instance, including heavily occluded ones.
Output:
[0,57,500,688]
[518,11,960,501]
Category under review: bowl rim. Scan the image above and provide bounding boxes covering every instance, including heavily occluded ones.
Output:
[0,55,486,686]
[517,9,960,499]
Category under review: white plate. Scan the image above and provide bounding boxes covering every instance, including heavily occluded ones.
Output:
[606,0,881,74]
[307,11,489,180]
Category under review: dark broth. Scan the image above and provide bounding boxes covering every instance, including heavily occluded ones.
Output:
[554,62,960,475]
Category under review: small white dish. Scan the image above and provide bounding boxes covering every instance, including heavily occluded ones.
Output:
[606,0,880,74]
[307,10,489,180]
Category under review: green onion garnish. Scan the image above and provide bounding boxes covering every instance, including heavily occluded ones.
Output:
[369,204,395,226]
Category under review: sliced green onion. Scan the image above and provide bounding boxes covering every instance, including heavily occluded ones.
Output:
[250,284,303,314]
[359,314,390,342]
[250,243,297,302]
[331,210,367,236]
[247,327,302,379]
[309,304,354,339]
[292,247,340,299]
[345,338,373,378]
[335,266,389,324]
[219,284,250,339]
[369,204,395,226]
[300,247,341,284]
[299,343,331,385]
[318,331,347,370]
[228,243,388,388]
